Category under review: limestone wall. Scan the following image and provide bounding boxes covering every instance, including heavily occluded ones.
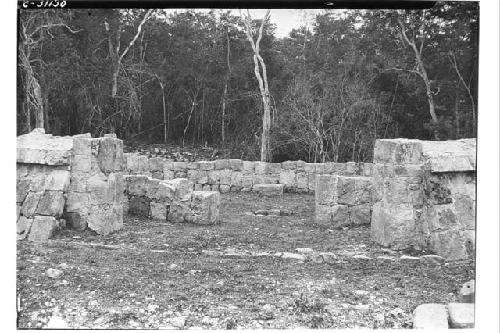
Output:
[16,130,124,241]
[124,175,220,225]
[124,153,373,193]
[315,175,373,228]
[371,138,476,260]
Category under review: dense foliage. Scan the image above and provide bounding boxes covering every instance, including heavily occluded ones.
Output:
[17,3,478,162]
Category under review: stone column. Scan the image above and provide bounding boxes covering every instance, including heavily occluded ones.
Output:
[371,138,476,259]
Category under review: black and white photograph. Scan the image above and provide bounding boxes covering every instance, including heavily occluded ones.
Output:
[10,0,499,330]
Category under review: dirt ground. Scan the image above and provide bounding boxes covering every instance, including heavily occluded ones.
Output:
[17,193,475,329]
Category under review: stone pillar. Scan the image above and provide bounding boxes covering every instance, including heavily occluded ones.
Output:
[371,138,476,259]
[65,134,124,235]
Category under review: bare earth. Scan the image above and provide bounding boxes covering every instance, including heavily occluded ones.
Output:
[17,193,474,329]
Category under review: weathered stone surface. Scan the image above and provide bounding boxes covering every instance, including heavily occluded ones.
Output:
[412,304,448,329]
[427,204,458,232]
[315,174,337,205]
[190,191,220,225]
[429,229,469,260]
[215,159,229,170]
[254,162,269,174]
[373,139,423,164]
[87,173,114,204]
[16,178,31,203]
[68,171,88,192]
[447,303,474,328]
[336,176,373,205]
[87,203,122,235]
[198,161,215,171]
[219,185,230,193]
[45,170,70,191]
[65,192,90,213]
[459,280,475,303]
[252,184,284,196]
[279,170,296,190]
[371,202,420,250]
[73,136,91,155]
[421,139,476,172]
[96,137,124,173]
[71,155,91,172]
[315,205,332,225]
[150,202,167,220]
[164,178,193,200]
[124,175,149,196]
[17,130,73,165]
[36,191,65,217]
[330,205,350,227]
[453,194,475,230]
[242,161,255,173]
[169,203,190,223]
[173,161,187,171]
[186,162,198,170]
[296,172,308,190]
[148,157,164,172]
[349,204,371,226]
[150,182,175,201]
[17,216,33,240]
[21,191,43,217]
[229,159,243,171]
[281,161,297,170]
[28,216,58,242]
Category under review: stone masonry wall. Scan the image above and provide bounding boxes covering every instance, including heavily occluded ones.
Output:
[65,134,124,235]
[17,130,124,241]
[371,138,476,260]
[124,153,373,194]
[124,175,220,225]
[315,175,373,229]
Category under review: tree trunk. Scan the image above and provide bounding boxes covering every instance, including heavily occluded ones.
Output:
[398,17,439,139]
[244,9,272,162]
[221,81,227,145]
[260,92,271,162]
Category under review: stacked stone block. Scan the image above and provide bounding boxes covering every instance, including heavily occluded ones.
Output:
[64,134,124,235]
[315,175,373,228]
[17,130,125,241]
[371,138,476,260]
[124,175,220,225]
[123,153,374,194]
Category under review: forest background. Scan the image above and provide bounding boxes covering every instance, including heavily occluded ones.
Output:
[17,2,478,162]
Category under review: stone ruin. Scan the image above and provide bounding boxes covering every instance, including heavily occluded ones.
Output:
[124,175,220,225]
[315,175,373,228]
[371,138,476,260]
[314,138,476,260]
[17,129,476,261]
[124,154,373,194]
[16,129,222,242]
[17,130,124,241]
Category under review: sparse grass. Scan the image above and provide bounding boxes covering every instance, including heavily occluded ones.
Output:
[17,193,475,329]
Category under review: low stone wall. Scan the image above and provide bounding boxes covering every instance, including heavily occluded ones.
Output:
[315,175,373,228]
[16,130,124,241]
[371,138,476,260]
[124,175,220,225]
[124,153,373,193]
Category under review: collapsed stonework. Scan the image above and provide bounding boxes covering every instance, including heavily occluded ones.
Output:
[371,138,476,260]
[17,130,124,241]
[124,175,220,224]
[124,153,373,193]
